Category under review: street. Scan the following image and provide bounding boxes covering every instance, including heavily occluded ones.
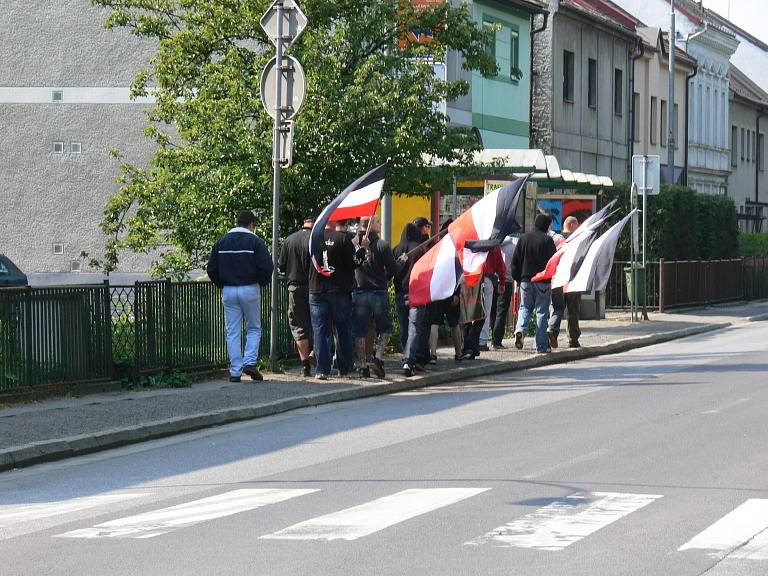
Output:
[1,322,767,576]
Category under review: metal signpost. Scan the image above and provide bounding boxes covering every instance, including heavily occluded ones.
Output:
[260,0,307,371]
[631,154,660,322]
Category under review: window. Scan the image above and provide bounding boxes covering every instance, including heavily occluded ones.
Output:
[563,50,575,103]
[53,142,64,154]
[650,97,657,145]
[52,90,63,102]
[660,99,668,147]
[70,260,82,273]
[483,18,521,82]
[673,103,679,149]
[753,130,757,163]
[741,128,745,161]
[732,126,739,167]
[71,142,82,154]
[53,243,65,255]
[633,93,640,142]
[747,130,751,162]
[614,68,623,116]
[588,58,597,109]
[760,133,765,171]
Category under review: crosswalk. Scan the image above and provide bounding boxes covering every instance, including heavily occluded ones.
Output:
[2,488,767,561]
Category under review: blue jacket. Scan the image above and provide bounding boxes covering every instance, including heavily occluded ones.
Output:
[207,227,274,287]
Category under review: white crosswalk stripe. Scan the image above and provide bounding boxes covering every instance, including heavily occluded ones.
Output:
[260,488,490,541]
[678,499,768,560]
[467,492,663,550]
[55,488,317,539]
[0,493,145,528]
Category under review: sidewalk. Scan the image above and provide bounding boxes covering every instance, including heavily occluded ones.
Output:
[2,301,766,472]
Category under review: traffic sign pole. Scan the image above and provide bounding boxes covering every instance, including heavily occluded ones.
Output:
[269,0,284,373]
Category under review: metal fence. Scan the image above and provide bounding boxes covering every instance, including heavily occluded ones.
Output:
[0,280,293,393]
[606,258,766,311]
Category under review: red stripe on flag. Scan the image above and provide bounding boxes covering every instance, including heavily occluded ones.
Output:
[328,198,379,221]
[408,239,444,307]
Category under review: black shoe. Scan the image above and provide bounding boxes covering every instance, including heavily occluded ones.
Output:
[569,340,581,348]
[491,342,505,350]
[454,354,463,362]
[412,363,426,372]
[514,331,524,350]
[478,344,489,352]
[301,361,312,377]
[335,370,349,377]
[429,354,438,365]
[358,366,371,378]
[403,363,414,377]
[229,375,241,383]
[243,365,263,381]
[370,358,385,378]
[459,351,475,361]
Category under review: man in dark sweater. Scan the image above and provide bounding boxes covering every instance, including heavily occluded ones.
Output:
[278,217,314,376]
[352,215,403,378]
[308,220,364,379]
[510,213,557,353]
[207,210,274,382]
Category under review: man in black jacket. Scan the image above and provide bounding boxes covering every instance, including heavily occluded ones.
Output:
[352,215,403,378]
[510,213,556,353]
[309,220,364,379]
[278,217,314,376]
[207,210,274,382]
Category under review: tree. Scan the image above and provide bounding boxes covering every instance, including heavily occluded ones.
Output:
[90,0,496,277]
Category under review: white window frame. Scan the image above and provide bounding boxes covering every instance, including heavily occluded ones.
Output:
[71,142,82,154]
[53,141,65,154]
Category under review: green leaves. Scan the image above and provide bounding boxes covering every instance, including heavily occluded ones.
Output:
[91,0,493,277]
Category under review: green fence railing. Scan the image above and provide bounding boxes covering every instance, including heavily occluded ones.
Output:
[0,279,293,394]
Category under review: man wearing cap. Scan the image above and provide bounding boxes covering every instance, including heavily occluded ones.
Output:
[510,213,557,353]
[279,217,314,376]
[207,210,274,382]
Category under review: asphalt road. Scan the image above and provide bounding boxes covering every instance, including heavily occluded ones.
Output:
[1,323,767,576]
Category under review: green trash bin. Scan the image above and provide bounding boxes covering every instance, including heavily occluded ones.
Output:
[624,266,646,306]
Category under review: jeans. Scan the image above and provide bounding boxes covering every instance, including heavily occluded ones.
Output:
[548,287,566,337]
[515,281,552,352]
[479,278,494,345]
[310,292,354,375]
[222,284,262,377]
[352,290,393,338]
[395,292,409,351]
[403,305,429,366]
[492,281,514,346]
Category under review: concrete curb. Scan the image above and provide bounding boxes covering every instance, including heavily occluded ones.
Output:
[0,322,730,473]
[746,313,768,322]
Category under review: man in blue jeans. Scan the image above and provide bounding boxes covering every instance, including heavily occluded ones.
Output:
[510,213,557,353]
[207,210,274,382]
[308,220,365,379]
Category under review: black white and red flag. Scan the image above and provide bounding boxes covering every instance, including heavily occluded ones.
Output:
[309,163,387,276]
[408,176,527,307]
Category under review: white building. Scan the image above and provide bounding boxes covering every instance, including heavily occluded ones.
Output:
[610,0,739,196]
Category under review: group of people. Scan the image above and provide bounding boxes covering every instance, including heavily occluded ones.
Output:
[206,209,583,382]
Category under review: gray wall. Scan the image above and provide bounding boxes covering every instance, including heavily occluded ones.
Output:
[532,4,632,182]
[728,98,766,228]
[1,1,158,278]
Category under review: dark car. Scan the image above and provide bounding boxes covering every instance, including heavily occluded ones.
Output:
[0,255,28,287]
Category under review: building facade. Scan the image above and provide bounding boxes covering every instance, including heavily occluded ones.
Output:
[531,0,635,183]
[447,0,546,149]
[0,1,157,283]
[728,66,768,232]
[610,0,739,196]
[632,27,696,184]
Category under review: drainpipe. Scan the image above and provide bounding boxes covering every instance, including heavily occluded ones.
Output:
[757,109,766,204]
[529,10,549,149]
[628,38,645,179]
[684,64,698,186]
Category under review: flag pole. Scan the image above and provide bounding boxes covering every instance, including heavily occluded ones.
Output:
[364,197,381,240]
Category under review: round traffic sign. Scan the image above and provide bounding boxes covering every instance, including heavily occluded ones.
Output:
[260,55,306,121]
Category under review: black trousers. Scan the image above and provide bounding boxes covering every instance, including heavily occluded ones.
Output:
[565,292,582,343]
[492,283,514,346]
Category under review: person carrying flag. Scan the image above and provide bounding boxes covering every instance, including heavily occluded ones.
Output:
[547,215,582,348]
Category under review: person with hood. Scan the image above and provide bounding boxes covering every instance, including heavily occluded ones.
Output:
[510,213,557,353]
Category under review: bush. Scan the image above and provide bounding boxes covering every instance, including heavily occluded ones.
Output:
[738,233,768,256]
[601,183,738,261]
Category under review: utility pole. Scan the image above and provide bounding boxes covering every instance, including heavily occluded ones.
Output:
[668,0,676,184]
